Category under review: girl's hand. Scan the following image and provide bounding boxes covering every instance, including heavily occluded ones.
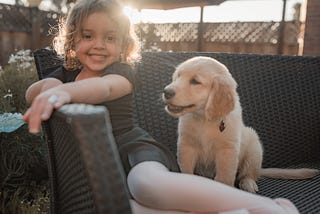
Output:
[23,90,71,134]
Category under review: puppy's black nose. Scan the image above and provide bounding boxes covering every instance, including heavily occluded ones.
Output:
[163,87,175,99]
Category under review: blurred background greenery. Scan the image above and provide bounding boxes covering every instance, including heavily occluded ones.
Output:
[0,50,49,213]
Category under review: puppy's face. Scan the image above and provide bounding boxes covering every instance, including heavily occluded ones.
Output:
[163,56,237,120]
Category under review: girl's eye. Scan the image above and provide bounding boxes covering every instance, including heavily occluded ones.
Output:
[106,35,116,43]
[190,78,200,85]
[82,34,92,40]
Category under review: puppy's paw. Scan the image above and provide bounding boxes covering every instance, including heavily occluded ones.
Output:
[239,178,258,193]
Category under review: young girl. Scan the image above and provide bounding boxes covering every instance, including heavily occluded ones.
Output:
[23,0,299,213]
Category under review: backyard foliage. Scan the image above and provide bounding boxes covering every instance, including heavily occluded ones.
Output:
[0,50,37,113]
[0,50,49,213]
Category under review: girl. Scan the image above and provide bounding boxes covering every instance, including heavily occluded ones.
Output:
[23,0,299,213]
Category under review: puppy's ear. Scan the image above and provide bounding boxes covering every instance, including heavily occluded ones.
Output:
[205,75,237,120]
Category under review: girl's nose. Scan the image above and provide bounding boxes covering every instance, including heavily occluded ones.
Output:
[93,38,106,49]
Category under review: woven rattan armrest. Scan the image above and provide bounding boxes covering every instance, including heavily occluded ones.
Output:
[43,104,132,214]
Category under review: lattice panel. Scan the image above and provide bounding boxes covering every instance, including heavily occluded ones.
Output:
[136,22,300,45]
[204,22,280,43]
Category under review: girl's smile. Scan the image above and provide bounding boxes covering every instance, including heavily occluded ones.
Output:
[88,53,108,62]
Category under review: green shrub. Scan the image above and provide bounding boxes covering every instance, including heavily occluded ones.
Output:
[0,49,39,114]
[0,50,49,213]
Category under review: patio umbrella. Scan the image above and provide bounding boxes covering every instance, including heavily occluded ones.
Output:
[120,0,226,10]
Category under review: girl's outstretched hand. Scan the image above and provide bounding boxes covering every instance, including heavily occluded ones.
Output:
[23,90,71,134]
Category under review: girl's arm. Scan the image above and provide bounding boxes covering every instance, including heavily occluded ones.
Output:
[25,78,63,104]
[50,74,132,104]
[23,74,132,134]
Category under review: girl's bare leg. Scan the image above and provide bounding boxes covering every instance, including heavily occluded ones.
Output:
[131,199,252,214]
[130,200,192,214]
[127,161,299,214]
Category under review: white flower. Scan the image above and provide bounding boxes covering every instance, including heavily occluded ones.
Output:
[8,49,33,69]
[3,93,13,99]
[8,54,17,64]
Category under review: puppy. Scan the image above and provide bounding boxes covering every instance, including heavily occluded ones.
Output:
[162,56,319,193]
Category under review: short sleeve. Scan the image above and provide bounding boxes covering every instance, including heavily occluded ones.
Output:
[101,62,137,89]
[45,66,64,81]
[46,66,80,83]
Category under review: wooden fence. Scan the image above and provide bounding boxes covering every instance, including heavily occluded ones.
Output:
[0,4,59,65]
[138,21,301,55]
[0,3,302,65]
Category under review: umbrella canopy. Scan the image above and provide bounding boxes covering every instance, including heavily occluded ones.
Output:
[120,0,226,10]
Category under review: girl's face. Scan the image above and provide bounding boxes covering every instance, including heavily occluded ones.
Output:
[74,12,122,73]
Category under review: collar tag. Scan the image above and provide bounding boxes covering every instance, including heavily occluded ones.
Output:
[219,120,225,132]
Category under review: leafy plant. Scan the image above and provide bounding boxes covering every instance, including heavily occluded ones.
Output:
[0,181,49,214]
[0,50,49,213]
[0,49,39,114]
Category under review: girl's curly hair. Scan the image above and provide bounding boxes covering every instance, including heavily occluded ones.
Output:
[52,0,140,70]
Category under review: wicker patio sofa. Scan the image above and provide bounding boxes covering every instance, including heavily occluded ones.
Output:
[33,49,320,214]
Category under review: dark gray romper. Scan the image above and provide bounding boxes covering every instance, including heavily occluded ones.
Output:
[47,62,179,175]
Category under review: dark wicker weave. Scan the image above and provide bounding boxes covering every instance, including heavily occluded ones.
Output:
[34,49,320,214]
[42,104,132,214]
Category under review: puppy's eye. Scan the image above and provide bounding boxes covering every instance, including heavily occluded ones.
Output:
[190,78,200,85]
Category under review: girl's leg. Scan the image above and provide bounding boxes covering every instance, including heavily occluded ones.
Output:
[127,161,299,214]
[130,199,192,214]
[131,199,252,214]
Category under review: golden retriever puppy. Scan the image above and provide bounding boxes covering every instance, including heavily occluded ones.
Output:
[162,56,319,193]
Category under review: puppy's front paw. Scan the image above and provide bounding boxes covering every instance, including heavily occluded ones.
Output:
[239,178,258,193]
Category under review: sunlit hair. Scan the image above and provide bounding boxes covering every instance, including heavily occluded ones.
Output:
[52,0,140,70]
